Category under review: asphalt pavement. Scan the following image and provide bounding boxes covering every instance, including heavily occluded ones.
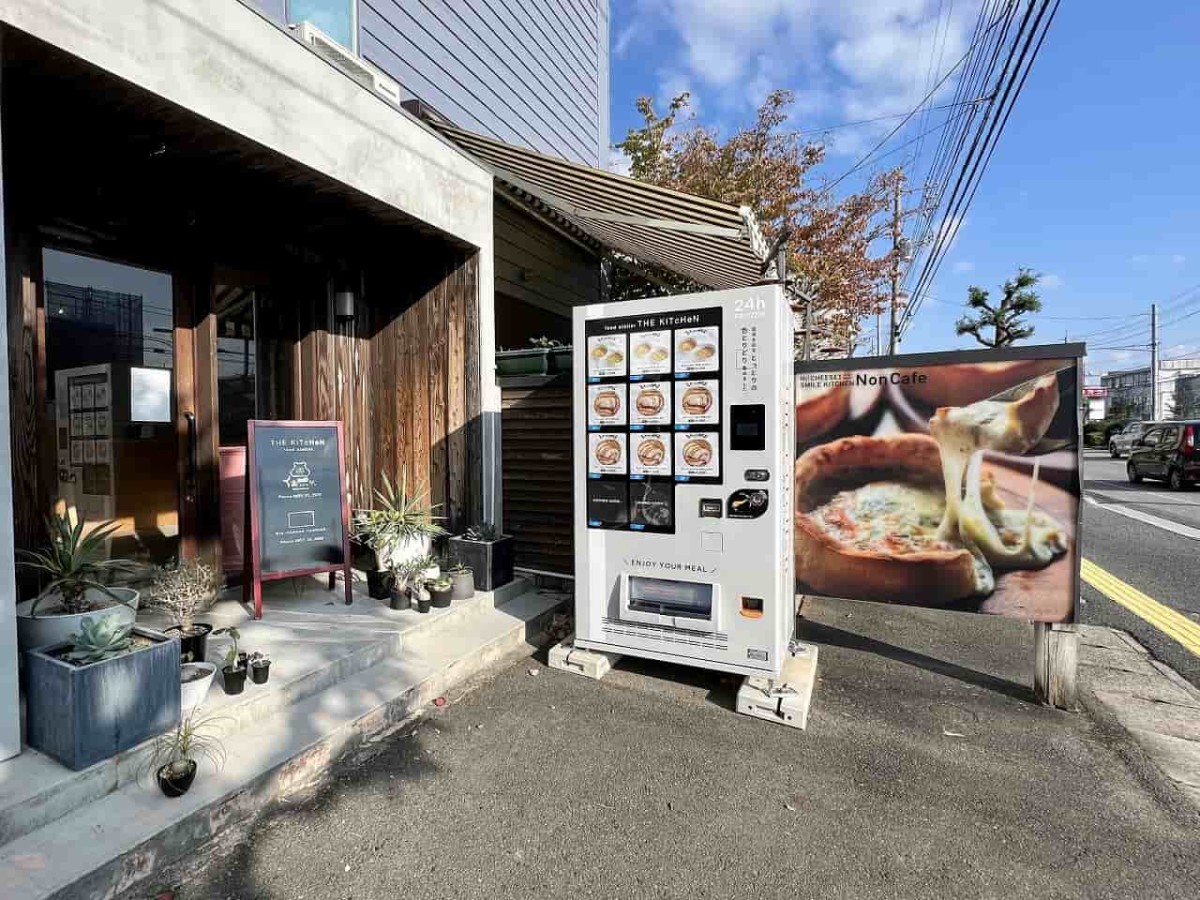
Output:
[170,595,1200,900]
[1080,450,1200,687]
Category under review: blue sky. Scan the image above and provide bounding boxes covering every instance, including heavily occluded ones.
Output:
[608,1,1200,378]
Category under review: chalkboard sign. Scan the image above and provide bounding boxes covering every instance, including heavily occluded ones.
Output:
[244,420,352,618]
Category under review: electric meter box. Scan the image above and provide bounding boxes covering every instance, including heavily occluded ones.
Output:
[572,285,795,678]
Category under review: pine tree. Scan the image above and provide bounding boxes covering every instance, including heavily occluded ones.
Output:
[955,268,1042,348]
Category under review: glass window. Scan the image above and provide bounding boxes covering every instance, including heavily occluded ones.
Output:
[215,286,293,446]
[41,249,179,565]
[289,0,355,49]
[1160,427,1180,447]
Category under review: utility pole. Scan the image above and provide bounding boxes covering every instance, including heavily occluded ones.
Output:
[888,175,905,355]
[1150,302,1160,419]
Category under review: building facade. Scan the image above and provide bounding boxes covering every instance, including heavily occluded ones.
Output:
[1100,358,1200,419]
[246,0,610,167]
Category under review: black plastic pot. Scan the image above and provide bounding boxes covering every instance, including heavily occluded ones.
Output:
[223,665,247,695]
[250,661,271,684]
[166,624,213,664]
[416,595,432,614]
[449,570,475,601]
[366,569,394,601]
[429,583,453,608]
[389,586,412,611]
[157,760,198,798]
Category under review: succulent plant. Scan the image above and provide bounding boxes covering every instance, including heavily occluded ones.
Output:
[63,616,134,665]
[464,523,500,542]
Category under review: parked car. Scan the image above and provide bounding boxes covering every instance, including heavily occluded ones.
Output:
[1126,422,1200,490]
[1109,420,1153,458]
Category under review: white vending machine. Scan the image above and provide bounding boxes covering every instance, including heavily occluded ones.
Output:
[572,285,795,678]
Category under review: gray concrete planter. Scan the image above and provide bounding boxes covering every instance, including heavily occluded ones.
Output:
[24,627,181,771]
[448,535,514,591]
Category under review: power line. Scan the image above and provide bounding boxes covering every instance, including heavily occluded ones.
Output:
[826,13,1009,191]
[902,0,1061,334]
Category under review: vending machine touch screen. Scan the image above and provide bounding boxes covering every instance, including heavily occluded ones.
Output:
[573,285,794,677]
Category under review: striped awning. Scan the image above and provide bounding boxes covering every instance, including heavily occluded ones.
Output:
[431,122,772,291]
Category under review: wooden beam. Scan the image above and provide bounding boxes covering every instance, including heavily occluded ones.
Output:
[1034,623,1078,710]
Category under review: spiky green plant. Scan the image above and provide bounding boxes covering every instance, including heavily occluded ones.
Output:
[62,616,134,665]
[141,712,229,781]
[352,473,445,554]
[213,626,242,670]
[18,513,142,616]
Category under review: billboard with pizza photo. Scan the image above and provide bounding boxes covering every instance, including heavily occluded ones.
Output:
[793,345,1084,623]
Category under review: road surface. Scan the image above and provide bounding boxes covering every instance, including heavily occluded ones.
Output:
[1080,449,1200,686]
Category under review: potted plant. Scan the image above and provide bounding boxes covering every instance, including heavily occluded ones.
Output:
[448,523,515,591]
[446,559,475,601]
[16,513,142,653]
[496,342,550,376]
[531,336,573,374]
[427,575,453,609]
[24,616,180,770]
[141,712,227,798]
[145,558,221,663]
[181,661,217,713]
[214,626,247,695]
[352,475,445,593]
[248,650,271,684]
[413,578,432,614]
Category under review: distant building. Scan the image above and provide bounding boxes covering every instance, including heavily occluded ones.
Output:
[1100,358,1200,419]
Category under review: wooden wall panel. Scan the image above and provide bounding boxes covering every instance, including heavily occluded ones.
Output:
[333,250,481,537]
[499,379,573,574]
[463,254,483,525]
[426,271,448,521]
[446,262,467,533]
[6,228,43,554]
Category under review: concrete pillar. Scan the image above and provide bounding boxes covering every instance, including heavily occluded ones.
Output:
[0,32,22,761]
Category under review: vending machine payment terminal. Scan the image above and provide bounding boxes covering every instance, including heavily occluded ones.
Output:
[572,285,794,677]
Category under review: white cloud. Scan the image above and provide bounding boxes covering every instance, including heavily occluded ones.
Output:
[935,213,966,250]
[1130,253,1186,266]
[1040,273,1064,289]
[952,260,974,273]
[608,146,633,176]
[1110,350,1133,362]
[617,1,983,159]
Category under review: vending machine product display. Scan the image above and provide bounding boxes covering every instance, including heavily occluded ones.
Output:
[573,285,795,677]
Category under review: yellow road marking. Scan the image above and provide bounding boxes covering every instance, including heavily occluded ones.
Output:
[1081,558,1200,656]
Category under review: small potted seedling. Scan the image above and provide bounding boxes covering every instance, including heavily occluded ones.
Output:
[248,650,271,685]
[446,559,475,601]
[142,712,227,798]
[387,568,411,611]
[427,575,453,609]
[448,523,514,591]
[414,578,432,614]
[214,626,247,694]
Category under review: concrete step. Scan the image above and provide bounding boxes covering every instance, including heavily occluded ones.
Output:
[0,578,530,849]
[0,587,567,900]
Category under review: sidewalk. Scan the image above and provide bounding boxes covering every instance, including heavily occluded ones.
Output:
[168,595,1200,900]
